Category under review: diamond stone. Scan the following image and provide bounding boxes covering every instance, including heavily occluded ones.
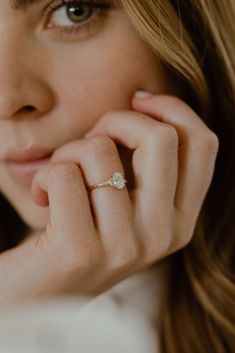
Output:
[111,172,126,189]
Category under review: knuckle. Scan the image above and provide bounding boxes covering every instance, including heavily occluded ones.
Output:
[78,248,103,270]
[86,135,117,160]
[101,110,115,121]
[205,132,220,155]
[192,131,219,155]
[149,125,178,150]
[180,232,194,248]
[60,242,103,273]
[108,244,138,272]
[158,230,172,255]
[101,110,121,123]
[50,162,79,181]
[180,218,197,247]
[170,232,192,254]
[143,228,172,263]
[170,217,196,253]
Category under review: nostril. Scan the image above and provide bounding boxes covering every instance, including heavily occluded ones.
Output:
[22,106,35,113]
[16,106,35,114]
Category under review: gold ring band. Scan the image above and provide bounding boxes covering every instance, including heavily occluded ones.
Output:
[87,171,127,191]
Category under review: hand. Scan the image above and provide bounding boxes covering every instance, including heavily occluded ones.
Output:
[0,94,219,308]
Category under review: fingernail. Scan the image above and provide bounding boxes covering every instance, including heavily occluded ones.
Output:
[134,90,154,99]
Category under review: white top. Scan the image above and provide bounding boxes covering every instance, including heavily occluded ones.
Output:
[0,258,169,353]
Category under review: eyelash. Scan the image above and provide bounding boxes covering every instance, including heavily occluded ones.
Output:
[43,0,112,38]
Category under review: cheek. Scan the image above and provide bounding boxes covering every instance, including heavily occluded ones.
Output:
[45,26,168,134]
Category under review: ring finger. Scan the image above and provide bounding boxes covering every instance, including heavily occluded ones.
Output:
[50,137,137,262]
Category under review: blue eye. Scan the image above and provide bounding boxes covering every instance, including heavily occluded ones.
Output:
[44,0,112,38]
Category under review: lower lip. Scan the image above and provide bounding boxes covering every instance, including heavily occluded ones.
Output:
[6,155,52,186]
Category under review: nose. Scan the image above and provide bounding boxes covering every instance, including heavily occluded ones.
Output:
[0,38,54,121]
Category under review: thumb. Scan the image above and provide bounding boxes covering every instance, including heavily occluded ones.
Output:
[31,164,52,207]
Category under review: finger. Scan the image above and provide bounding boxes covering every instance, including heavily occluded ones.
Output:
[50,138,136,261]
[31,162,96,245]
[84,111,179,239]
[131,94,219,217]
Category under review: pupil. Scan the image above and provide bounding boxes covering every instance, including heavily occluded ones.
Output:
[69,5,82,16]
[67,4,91,22]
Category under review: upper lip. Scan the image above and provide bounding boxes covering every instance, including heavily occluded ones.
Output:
[4,144,55,163]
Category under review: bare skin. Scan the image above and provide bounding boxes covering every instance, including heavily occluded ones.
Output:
[0,0,219,307]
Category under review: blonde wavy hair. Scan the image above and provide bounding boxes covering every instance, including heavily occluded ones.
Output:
[0,0,234,351]
[116,0,235,352]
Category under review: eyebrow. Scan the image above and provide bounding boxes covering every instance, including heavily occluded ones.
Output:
[10,0,42,11]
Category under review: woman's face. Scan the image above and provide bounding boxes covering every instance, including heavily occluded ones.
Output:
[0,0,171,232]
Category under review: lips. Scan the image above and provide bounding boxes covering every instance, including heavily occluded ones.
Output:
[4,145,55,163]
[4,145,55,186]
